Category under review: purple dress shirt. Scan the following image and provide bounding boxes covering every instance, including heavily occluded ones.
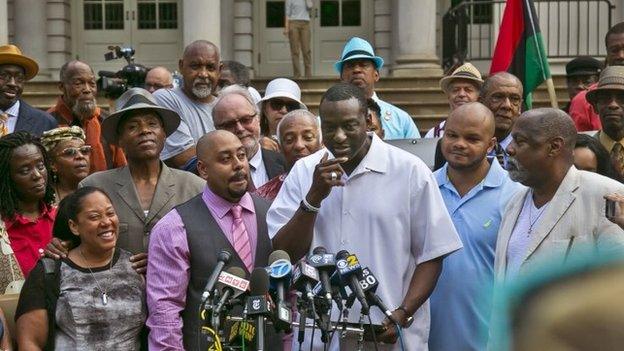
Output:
[146,186,258,350]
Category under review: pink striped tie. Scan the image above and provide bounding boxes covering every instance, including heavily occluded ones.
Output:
[231,205,253,272]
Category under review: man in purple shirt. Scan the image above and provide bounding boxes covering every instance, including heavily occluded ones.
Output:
[146,130,278,350]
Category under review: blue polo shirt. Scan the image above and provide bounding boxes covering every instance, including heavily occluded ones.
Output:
[372,93,421,140]
[429,159,522,351]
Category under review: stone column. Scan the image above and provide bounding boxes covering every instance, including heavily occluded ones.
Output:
[390,0,442,76]
[13,0,49,79]
[0,0,7,45]
[183,0,221,49]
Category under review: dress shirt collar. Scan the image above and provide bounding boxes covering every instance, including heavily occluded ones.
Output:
[499,133,513,150]
[371,91,379,101]
[597,130,624,152]
[248,147,262,171]
[328,133,387,179]
[5,202,55,229]
[436,157,507,194]
[2,100,20,118]
[201,185,255,220]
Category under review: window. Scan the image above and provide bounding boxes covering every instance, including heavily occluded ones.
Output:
[321,0,361,27]
[84,0,124,30]
[138,0,178,29]
[266,1,285,28]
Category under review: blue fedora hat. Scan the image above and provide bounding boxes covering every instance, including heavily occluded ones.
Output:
[334,37,384,73]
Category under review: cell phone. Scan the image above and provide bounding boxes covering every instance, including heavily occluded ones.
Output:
[606,198,617,218]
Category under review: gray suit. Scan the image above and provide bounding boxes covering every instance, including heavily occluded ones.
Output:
[80,163,205,253]
[494,166,624,280]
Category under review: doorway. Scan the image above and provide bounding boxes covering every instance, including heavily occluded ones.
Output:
[255,0,374,77]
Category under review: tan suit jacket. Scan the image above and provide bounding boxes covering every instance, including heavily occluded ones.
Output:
[494,166,624,280]
[80,163,205,253]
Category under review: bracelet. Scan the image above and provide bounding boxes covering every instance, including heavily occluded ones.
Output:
[396,305,411,316]
[396,305,414,328]
[301,197,320,213]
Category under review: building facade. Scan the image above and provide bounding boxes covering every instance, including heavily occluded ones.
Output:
[1,0,624,80]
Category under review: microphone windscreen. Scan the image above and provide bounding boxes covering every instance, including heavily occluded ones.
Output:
[312,246,327,255]
[249,268,270,295]
[225,266,246,278]
[269,250,291,264]
[335,250,350,260]
[218,249,232,262]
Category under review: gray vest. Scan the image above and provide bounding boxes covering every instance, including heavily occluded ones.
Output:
[176,193,279,350]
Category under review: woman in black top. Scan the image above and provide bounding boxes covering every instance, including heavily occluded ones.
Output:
[15,186,145,350]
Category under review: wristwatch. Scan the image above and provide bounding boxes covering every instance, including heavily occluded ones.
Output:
[396,305,414,328]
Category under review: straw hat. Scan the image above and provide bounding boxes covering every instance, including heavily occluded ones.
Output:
[439,62,484,94]
[0,45,39,80]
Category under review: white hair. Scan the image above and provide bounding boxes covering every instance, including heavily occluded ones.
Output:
[276,109,322,144]
[213,84,260,117]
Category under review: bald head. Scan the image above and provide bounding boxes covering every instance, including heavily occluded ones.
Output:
[183,40,219,59]
[276,109,320,143]
[196,130,249,202]
[516,108,577,150]
[448,102,495,138]
[59,60,94,83]
[144,66,173,93]
[179,40,221,102]
[481,72,524,97]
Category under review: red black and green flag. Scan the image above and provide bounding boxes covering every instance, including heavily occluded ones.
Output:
[490,0,554,109]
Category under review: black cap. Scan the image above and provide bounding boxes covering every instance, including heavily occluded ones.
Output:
[566,56,604,77]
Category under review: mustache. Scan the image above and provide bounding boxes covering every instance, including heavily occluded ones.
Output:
[230,170,247,182]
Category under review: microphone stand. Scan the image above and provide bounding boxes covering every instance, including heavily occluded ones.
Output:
[256,315,266,351]
[297,300,307,351]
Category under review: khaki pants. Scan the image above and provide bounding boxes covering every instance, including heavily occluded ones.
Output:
[288,20,312,77]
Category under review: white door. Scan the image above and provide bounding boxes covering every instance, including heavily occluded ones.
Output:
[75,0,182,74]
[256,0,373,77]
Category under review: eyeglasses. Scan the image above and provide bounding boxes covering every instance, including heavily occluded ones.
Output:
[57,145,92,157]
[268,99,300,112]
[488,92,522,107]
[0,71,25,84]
[215,113,257,131]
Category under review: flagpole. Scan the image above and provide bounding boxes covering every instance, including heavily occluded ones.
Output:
[545,78,558,109]
[524,0,558,109]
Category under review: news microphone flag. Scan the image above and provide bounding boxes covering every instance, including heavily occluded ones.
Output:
[490,0,557,109]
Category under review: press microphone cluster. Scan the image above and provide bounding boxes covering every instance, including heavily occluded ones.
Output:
[199,248,398,351]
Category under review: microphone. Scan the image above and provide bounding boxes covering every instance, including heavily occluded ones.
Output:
[292,258,319,302]
[358,267,398,324]
[201,250,232,304]
[246,267,271,351]
[267,250,293,333]
[335,250,369,314]
[212,267,249,315]
[308,246,336,303]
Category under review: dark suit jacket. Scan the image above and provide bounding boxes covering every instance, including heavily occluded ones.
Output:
[261,148,286,179]
[14,100,58,136]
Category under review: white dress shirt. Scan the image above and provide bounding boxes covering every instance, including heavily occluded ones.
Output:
[249,147,269,188]
[267,134,462,350]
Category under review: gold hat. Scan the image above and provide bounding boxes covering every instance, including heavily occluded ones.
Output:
[41,126,86,152]
[439,62,484,94]
[0,45,39,81]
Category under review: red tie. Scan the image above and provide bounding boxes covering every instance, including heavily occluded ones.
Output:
[231,205,253,272]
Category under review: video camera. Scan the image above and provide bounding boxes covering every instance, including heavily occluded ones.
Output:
[97,45,148,99]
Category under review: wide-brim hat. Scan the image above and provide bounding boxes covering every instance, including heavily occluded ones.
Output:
[0,45,39,80]
[334,37,384,74]
[439,62,484,93]
[102,87,181,144]
[259,78,307,110]
[586,66,624,105]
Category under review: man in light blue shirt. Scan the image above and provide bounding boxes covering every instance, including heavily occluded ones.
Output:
[429,102,521,351]
[335,37,420,139]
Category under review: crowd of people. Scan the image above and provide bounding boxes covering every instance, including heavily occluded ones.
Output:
[1,19,624,351]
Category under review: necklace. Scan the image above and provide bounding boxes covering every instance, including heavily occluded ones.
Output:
[79,247,115,305]
[527,196,548,236]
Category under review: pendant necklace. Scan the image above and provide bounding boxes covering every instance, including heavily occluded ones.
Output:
[527,196,548,237]
[79,247,114,305]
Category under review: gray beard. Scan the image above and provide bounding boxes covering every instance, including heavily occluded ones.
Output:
[192,80,212,99]
[71,99,97,119]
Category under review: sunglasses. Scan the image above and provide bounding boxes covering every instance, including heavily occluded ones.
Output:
[268,99,300,112]
[215,113,257,131]
[57,145,92,157]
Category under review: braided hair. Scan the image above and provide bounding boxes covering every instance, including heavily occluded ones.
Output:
[0,131,56,219]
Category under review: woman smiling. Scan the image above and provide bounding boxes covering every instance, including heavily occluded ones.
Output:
[15,186,145,350]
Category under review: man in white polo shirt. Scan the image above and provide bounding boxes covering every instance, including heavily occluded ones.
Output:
[267,83,462,350]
